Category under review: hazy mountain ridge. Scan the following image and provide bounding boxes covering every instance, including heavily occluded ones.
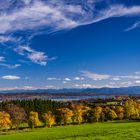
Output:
[1,86,140,95]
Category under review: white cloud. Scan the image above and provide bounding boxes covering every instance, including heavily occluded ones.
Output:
[64,78,71,81]
[75,84,97,88]
[1,2,140,37]
[125,21,140,31]
[1,75,20,80]
[0,86,34,91]
[0,56,5,62]
[109,82,116,85]
[0,56,21,69]
[135,71,140,75]
[120,81,133,86]
[112,77,121,81]
[74,77,84,80]
[1,1,140,66]
[116,75,140,80]
[0,63,21,69]
[0,1,79,34]
[47,77,60,80]
[28,51,47,66]
[81,70,111,80]
[14,46,48,66]
[134,80,140,84]
[22,86,33,89]
[0,36,18,43]
[0,85,57,91]
[3,4,140,40]
[81,70,140,81]
[62,81,67,84]
[45,85,55,89]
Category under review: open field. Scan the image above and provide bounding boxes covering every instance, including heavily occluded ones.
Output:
[0,121,140,140]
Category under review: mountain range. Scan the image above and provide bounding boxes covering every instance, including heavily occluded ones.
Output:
[1,86,140,95]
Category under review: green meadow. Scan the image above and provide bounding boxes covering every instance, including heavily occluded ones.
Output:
[0,121,140,140]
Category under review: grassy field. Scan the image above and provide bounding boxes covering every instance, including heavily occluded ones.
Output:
[0,121,140,140]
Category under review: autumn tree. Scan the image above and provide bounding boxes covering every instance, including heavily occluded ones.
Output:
[58,108,73,125]
[94,106,103,122]
[28,111,41,129]
[5,104,27,130]
[0,112,11,130]
[137,103,140,115]
[108,109,117,120]
[42,111,55,128]
[84,109,94,123]
[115,106,124,120]
[71,104,90,124]
[124,100,139,119]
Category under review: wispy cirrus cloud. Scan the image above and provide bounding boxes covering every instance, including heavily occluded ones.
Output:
[0,36,18,43]
[14,45,49,66]
[1,1,140,35]
[0,63,21,69]
[125,21,140,31]
[1,0,140,65]
[0,56,21,69]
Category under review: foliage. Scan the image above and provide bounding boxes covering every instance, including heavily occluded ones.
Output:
[28,111,41,129]
[124,100,139,119]
[5,104,27,130]
[115,106,124,120]
[58,108,73,125]
[42,111,55,127]
[108,109,117,120]
[0,112,11,130]
[94,106,103,122]
[72,104,89,124]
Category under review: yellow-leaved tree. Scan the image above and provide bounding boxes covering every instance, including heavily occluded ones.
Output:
[42,111,55,128]
[108,109,117,120]
[58,108,73,125]
[115,106,124,120]
[0,111,11,130]
[28,111,41,129]
[94,106,103,122]
[124,100,139,119]
[72,104,90,124]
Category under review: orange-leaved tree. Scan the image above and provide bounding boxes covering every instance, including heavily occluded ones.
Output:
[0,111,11,130]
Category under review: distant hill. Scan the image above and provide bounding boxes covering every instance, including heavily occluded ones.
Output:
[1,86,140,95]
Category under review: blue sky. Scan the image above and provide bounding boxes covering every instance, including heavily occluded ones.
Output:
[1,0,140,90]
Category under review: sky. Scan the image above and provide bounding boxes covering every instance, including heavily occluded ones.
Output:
[1,0,140,90]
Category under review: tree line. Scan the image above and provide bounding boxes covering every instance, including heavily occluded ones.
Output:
[0,99,140,130]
